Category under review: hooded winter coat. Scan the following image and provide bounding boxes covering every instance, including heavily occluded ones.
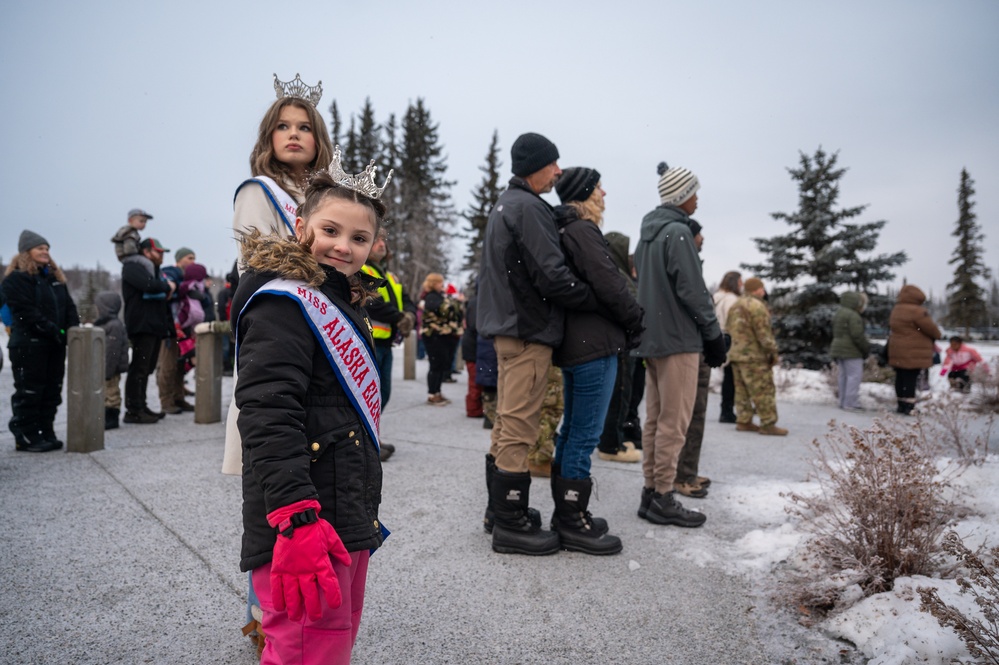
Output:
[477,177,597,346]
[888,285,941,370]
[95,292,129,380]
[232,234,383,572]
[121,254,173,338]
[553,206,644,367]
[632,205,720,358]
[830,292,871,360]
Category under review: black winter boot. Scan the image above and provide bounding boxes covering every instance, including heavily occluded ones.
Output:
[13,425,59,453]
[490,469,560,555]
[637,486,654,520]
[552,476,622,555]
[483,454,540,534]
[644,490,706,528]
[105,408,120,430]
[40,422,64,449]
[550,461,608,535]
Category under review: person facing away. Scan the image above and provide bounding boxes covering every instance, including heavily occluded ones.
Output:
[713,270,742,424]
[476,132,598,556]
[232,159,389,664]
[726,277,786,435]
[3,229,80,452]
[550,166,644,556]
[632,161,727,530]
[94,291,129,431]
[158,247,199,415]
[121,237,176,424]
[888,284,941,414]
[829,291,871,411]
[941,335,987,393]
[111,208,152,262]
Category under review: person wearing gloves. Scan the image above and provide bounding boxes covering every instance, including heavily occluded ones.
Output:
[2,229,80,452]
[830,291,871,411]
[632,162,727,528]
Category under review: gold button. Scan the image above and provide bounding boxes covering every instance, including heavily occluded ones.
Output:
[311,442,320,452]
[355,439,360,446]
[349,431,355,437]
[373,520,379,528]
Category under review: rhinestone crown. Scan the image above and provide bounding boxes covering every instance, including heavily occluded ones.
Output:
[273,73,323,107]
[324,145,393,200]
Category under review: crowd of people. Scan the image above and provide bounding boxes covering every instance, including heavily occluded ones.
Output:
[2,76,991,664]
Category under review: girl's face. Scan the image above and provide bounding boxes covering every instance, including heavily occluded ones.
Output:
[29,244,51,266]
[295,198,376,278]
[271,105,317,174]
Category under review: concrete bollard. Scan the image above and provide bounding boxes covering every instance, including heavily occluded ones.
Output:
[195,331,223,424]
[404,330,416,380]
[66,326,105,453]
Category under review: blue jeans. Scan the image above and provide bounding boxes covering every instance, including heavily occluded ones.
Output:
[555,355,617,479]
[374,344,393,408]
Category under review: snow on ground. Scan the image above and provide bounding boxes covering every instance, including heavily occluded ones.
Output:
[718,341,999,664]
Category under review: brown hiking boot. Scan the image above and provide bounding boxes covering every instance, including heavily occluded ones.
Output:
[673,481,708,499]
[759,425,788,436]
[736,422,759,432]
[426,393,451,406]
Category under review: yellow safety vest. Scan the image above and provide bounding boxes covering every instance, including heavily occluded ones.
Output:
[361,263,404,340]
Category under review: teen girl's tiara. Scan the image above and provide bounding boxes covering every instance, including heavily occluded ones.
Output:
[323,145,393,200]
[273,73,323,107]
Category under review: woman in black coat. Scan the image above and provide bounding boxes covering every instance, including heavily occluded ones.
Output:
[2,230,80,452]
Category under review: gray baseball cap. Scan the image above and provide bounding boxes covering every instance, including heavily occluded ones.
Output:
[127,208,153,220]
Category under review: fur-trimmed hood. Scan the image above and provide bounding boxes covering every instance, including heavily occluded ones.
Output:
[239,231,327,287]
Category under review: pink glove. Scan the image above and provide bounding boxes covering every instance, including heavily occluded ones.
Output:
[940,368,947,376]
[267,499,352,621]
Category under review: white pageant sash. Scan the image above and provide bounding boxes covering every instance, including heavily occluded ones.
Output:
[235,176,299,236]
[236,278,381,450]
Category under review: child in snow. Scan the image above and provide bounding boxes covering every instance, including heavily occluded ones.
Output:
[941,335,987,393]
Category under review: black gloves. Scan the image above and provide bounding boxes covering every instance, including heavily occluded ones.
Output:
[703,334,727,368]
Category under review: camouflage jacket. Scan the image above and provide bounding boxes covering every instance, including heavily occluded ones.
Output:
[421,291,463,337]
[726,294,778,364]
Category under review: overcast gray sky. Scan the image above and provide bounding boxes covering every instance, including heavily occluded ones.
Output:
[2,0,997,302]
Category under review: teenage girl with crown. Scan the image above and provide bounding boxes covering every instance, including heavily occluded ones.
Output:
[225,74,335,654]
[232,151,391,663]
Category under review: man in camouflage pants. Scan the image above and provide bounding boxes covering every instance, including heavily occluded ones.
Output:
[726,277,788,436]
[529,366,561,477]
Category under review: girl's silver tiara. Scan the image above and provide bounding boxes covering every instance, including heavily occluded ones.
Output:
[324,146,393,200]
[273,73,323,107]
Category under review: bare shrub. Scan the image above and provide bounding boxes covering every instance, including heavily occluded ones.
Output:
[913,392,995,465]
[918,531,999,664]
[780,420,957,616]
[862,354,895,384]
[972,358,999,414]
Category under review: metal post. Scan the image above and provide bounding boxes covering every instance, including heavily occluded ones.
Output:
[66,326,105,453]
[404,330,416,380]
[194,332,223,424]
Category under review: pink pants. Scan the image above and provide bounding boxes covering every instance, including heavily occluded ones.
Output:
[252,550,370,665]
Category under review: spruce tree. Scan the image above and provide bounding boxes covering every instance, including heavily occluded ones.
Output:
[742,148,907,368]
[355,98,380,168]
[393,98,456,297]
[945,169,991,335]
[342,117,361,173]
[379,113,401,233]
[461,130,503,274]
[327,100,341,147]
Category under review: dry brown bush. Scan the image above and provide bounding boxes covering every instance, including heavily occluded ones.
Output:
[972,359,999,414]
[919,531,999,664]
[913,392,995,465]
[780,420,958,616]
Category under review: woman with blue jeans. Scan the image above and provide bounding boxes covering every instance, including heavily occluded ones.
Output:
[552,168,645,555]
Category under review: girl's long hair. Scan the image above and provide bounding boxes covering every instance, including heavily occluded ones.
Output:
[719,270,742,295]
[5,252,66,282]
[249,98,334,189]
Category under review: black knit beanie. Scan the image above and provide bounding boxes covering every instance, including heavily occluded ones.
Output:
[511,133,559,177]
[555,167,601,204]
[684,218,703,236]
[18,229,49,254]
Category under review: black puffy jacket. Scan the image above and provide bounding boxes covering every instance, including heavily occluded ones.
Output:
[120,255,173,338]
[553,206,644,367]
[232,235,383,572]
[2,261,79,347]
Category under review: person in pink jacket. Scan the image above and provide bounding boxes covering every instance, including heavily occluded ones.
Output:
[940,336,987,393]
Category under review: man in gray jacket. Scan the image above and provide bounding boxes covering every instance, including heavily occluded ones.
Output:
[477,132,598,555]
[633,162,727,528]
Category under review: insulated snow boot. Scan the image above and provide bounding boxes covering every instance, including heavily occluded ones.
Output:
[483,454,540,534]
[551,476,622,556]
[549,461,608,535]
[644,490,706,528]
[105,408,120,430]
[40,422,64,449]
[490,469,560,555]
[637,486,654,520]
[14,426,59,453]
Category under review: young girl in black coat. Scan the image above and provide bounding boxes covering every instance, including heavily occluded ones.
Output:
[232,151,390,664]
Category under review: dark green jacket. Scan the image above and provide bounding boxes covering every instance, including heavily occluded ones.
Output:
[829,291,870,360]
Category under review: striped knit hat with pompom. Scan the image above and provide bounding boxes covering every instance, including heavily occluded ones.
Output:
[656,161,700,206]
